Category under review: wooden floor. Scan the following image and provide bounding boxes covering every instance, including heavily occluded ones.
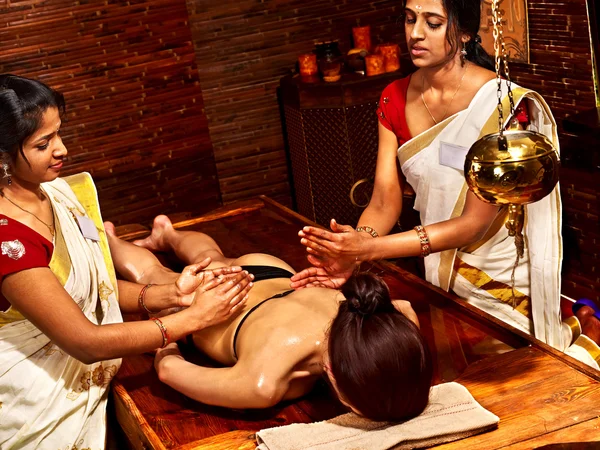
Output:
[112,197,600,450]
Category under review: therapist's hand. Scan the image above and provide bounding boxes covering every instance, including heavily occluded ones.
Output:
[299,219,373,265]
[290,264,354,290]
[175,257,244,307]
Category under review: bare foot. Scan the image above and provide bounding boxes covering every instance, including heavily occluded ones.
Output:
[576,305,600,345]
[132,215,174,252]
[104,221,116,237]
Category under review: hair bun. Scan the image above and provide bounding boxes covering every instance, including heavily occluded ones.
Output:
[342,273,393,316]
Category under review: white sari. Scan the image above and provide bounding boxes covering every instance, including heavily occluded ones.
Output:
[0,173,122,449]
[398,80,598,368]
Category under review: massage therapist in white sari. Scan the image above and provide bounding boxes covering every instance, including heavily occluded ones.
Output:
[0,74,253,449]
[291,0,600,368]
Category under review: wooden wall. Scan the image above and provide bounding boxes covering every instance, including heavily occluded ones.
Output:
[0,0,221,225]
[184,0,404,206]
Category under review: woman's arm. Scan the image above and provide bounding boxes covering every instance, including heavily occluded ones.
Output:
[300,189,500,263]
[116,259,244,313]
[2,267,252,364]
[357,123,404,237]
[291,124,403,289]
[367,190,500,260]
[154,343,290,409]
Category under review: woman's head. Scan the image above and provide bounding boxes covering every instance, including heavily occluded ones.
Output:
[326,273,433,422]
[403,0,494,70]
[0,74,67,186]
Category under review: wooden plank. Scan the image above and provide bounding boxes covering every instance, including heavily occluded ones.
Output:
[500,418,600,449]
[436,347,600,449]
[112,381,167,450]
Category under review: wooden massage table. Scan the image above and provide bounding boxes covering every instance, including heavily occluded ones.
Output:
[112,197,600,450]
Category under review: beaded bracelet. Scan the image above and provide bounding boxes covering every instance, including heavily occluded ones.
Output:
[356,225,379,238]
[151,317,170,348]
[138,284,154,314]
[414,225,431,257]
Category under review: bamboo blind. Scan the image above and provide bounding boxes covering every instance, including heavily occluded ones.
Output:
[0,0,221,225]
[185,0,404,207]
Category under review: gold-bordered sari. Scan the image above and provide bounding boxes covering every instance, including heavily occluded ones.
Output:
[397,80,597,368]
[0,172,122,449]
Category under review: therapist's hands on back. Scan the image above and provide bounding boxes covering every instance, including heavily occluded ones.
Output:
[186,269,254,329]
[174,257,246,307]
[292,218,375,290]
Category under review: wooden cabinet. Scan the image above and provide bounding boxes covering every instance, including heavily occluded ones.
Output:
[280,71,408,227]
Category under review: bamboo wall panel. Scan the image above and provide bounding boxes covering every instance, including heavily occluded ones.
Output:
[184,0,404,206]
[0,0,221,225]
[509,0,595,123]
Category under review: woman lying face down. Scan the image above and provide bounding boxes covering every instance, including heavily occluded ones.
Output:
[106,216,433,422]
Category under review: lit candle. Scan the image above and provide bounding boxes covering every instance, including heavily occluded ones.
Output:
[352,25,372,52]
[378,43,401,72]
[298,53,318,77]
[365,54,385,76]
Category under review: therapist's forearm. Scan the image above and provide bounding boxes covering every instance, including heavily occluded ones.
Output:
[366,216,490,261]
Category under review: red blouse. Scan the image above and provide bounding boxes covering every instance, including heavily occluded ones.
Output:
[0,215,53,310]
[376,75,413,146]
[376,75,531,145]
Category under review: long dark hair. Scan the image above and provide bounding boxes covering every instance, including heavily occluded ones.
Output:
[328,273,433,422]
[403,0,494,71]
[0,74,65,165]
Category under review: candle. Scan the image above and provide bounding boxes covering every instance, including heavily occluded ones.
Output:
[298,53,318,77]
[352,25,372,52]
[378,43,401,72]
[365,54,385,76]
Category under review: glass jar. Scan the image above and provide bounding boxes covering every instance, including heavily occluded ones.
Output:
[315,41,343,82]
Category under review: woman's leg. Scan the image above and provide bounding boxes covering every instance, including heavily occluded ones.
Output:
[133,215,234,267]
[104,221,178,285]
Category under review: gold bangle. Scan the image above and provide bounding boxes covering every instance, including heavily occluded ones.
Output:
[356,225,379,238]
[138,284,154,314]
[151,317,170,348]
[414,225,431,257]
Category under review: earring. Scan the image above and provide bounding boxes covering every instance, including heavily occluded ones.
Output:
[1,163,12,185]
[460,41,467,65]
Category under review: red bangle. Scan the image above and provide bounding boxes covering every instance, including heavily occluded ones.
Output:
[414,225,431,257]
[151,317,170,348]
[138,284,154,314]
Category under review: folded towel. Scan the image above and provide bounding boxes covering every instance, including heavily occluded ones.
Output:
[256,382,499,450]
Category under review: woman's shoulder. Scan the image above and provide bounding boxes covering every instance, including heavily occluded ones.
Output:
[470,65,496,88]
[0,215,53,282]
[460,65,496,101]
[382,74,412,97]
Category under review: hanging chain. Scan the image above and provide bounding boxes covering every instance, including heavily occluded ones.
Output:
[499,3,515,119]
[492,0,503,135]
[491,0,513,150]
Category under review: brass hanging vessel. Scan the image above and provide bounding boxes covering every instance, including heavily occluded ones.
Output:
[463,0,560,259]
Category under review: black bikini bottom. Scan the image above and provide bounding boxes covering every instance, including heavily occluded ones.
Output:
[241,265,295,282]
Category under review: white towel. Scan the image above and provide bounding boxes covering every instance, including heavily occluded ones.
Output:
[256,382,498,450]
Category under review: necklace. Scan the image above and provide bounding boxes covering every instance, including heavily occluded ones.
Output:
[421,63,469,125]
[2,192,55,235]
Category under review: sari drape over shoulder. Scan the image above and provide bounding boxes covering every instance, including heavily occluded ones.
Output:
[0,173,122,449]
[397,80,599,369]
